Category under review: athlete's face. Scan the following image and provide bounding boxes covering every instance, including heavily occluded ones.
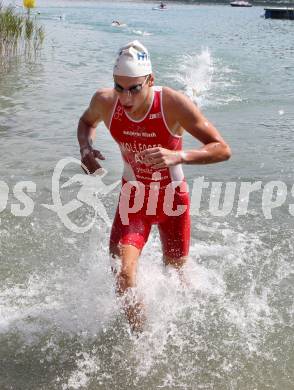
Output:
[113,74,154,115]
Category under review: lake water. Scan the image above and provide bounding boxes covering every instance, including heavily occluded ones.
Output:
[1,1,294,389]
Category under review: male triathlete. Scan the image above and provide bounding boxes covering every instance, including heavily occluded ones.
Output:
[77,41,231,332]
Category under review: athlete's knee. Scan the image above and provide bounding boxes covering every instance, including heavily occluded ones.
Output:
[109,246,136,290]
[109,242,141,294]
[109,240,120,258]
[116,269,136,294]
[163,254,187,269]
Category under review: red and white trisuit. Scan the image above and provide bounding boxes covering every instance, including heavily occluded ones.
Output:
[108,86,190,258]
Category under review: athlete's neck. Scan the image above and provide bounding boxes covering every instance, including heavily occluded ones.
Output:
[127,87,154,121]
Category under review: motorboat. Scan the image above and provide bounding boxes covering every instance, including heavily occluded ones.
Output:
[230,1,252,7]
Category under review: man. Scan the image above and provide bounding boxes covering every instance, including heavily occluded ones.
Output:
[77,40,231,332]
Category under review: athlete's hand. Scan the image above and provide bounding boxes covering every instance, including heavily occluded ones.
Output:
[80,146,105,174]
[139,147,183,169]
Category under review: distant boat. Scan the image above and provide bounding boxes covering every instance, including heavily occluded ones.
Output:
[264,7,294,20]
[230,1,252,7]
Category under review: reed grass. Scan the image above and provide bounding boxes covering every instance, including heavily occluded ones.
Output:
[0,2,44,70]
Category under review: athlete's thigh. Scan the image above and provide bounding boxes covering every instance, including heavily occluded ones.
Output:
[109,205,152,254]
[158,193,190,259]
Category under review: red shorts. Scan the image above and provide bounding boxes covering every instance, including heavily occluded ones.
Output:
[110,183,190,259]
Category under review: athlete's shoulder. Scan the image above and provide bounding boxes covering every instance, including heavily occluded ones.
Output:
[88,88,117,121]
[161,86,197,114]
[81,88,116,126]
[162,86,192,105]
[91,88,116,108]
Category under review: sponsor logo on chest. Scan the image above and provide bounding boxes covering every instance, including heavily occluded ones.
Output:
[123,130,156,138]
[149,112,162,120]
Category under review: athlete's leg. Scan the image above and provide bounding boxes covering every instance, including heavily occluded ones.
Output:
[159,239,190,286]
[109,242,140,292]
[158,191,191,286]
[110,241,145,332]
[162,254,189,287]
[109,207,151,332]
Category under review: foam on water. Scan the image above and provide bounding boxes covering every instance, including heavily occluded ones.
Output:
[173,48,242,108]
[1,217,292,389]
[0,225,116,338]
[132,30,152,36]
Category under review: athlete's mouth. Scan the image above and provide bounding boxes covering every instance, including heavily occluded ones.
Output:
[123,105,133,111]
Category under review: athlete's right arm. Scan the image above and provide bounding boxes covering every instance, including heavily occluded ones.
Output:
[77,92,105,174]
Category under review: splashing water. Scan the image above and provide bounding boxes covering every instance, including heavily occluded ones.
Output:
[132,30,152,36]
[174,48,214,106]
[173,48,242,108]
[1,217,293,389]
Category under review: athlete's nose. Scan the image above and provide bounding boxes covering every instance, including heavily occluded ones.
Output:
[119,91,132,105]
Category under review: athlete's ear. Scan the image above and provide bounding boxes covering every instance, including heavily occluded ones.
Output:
[148,74,155,87]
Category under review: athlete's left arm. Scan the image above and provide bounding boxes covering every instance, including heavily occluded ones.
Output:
[174,90,231,164]
[139,90,231,168]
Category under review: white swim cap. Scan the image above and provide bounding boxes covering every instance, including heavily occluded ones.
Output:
[113,40,152,77]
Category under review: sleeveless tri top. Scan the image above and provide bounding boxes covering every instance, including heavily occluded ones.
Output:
[108,86,185,189]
